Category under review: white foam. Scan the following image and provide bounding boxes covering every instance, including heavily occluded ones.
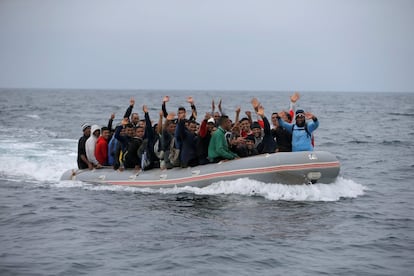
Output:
[0,138,77,182]
[158,177,366,201]
[51,177,366,202]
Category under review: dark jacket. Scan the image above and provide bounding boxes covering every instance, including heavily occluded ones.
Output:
[257,116,277,154]
[176,119,199,167]
[271,127,292,152]
[77,135,89,169]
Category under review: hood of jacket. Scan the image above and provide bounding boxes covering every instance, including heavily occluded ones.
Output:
[91,124,101,137]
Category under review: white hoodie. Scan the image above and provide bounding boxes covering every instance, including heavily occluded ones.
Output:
[85,124,100,165]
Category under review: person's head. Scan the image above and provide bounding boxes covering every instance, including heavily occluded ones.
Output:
[166,119,177,134]
[101,126,110,140]
[239,118,251,132]
[186,120,197,134]
[91,125,101,138]
[295,109,306,127]
[271,112,279,127]
[135,126,145,138]
[82,123,91,137]
[178,107,186,118]
[131,113,139,125]
[213,112,221,121]
[207,117,216,132]
[138,119,146,128]
[245,135,255,149]
[126,124,134,137]
[250,122,262,137]
[219,115,232,131]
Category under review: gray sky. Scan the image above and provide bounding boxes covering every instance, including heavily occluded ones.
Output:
[0,0,413,92]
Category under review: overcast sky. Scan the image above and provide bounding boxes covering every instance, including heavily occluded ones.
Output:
[0,0,413,92]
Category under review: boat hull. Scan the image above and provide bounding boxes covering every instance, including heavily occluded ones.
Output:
[61,151,340,188]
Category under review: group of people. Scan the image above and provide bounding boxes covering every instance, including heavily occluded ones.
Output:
[77,93,319,171]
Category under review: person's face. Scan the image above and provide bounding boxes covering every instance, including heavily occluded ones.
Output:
[167,123,176,134]
[138,120,146,128]
[295,114,305,126]
[240,120,250,131]
[135,127,145,138]
[207,123,215,132]
[246,140,255,149]
[93,130,100,137]
[224,118,232,131]
[252,127,261,137]
[214,112,220,120]
[126,127,134,137]
[131,114,139,124]
[187,122,197,134]
[102,130,110,140]
[83,127,91,137]
[271,115,279,126]
[178,109,186,117]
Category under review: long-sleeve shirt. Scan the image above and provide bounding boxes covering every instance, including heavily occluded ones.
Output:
[208,127,238,160]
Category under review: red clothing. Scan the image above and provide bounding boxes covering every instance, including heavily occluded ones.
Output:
[95,136,108,165]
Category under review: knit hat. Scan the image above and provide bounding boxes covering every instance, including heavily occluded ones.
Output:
[81,123,91,131]
[250,122,261,129]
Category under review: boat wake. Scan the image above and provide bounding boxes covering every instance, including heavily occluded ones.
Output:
[54,177,366,202]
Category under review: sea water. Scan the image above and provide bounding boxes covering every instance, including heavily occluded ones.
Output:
[0,89,413,275]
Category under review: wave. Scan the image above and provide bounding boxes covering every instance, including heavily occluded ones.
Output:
[54,177,366,202]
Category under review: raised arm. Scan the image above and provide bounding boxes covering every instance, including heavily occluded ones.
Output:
[187,96,197,121]
[234,106,241,126]
[123,97,135,119]
[162,96,169,118]
[157,110,164,135]
[143,105,154,141]
[107,113,115,131]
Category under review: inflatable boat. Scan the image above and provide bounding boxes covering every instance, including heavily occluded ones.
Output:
[61,151,340,188]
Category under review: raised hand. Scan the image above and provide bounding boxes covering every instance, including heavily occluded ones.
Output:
[245,111,252,117]
[290,92,300,103]
[235,106,241,114]
[257,106,265,117]
[251,98,260,111]
[121,117,129,126]
[143,105,148,113]
[110,113,115,120]
[305,112,314,120]
[130,97,135,106]
[187,96,194,104]
[163,96,170,102]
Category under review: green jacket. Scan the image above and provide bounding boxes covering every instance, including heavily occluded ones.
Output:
[208,127,238,160]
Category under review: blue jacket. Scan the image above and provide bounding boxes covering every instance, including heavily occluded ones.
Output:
[107,135,119,166]
[278,118,319,152]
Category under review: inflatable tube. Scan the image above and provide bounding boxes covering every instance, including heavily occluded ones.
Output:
[61,151,340,188]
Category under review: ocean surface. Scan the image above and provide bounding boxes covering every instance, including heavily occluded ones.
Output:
[0,89,413,275]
